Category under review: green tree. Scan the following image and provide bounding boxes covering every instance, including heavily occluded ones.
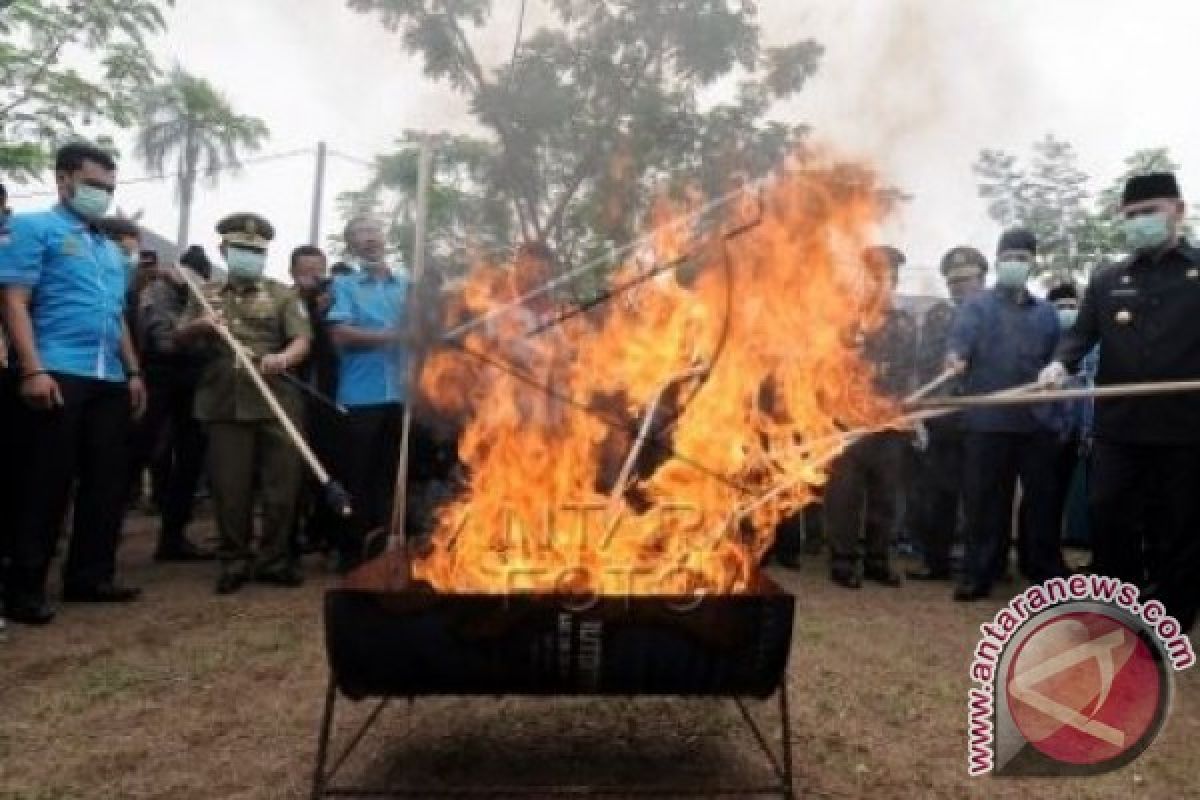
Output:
[345,0,822,275]
[974,134,1091,281]
[134,66,269,248]
[338,132,513,271]
[0,0,172,180]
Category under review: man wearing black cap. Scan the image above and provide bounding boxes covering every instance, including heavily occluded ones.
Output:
[947,229,1063,601]
[1042,172,1200,632]
[825,246,917,589]
[906,246,988,582]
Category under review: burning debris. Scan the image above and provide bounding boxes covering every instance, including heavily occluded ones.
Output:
[414,162,901,595]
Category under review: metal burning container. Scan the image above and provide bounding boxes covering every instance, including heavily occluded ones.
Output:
[324,578,794,700]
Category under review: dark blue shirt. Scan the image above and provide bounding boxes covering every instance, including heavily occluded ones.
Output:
[0,204,129,381]
[327,270,409,407]
[948,287,1060,433]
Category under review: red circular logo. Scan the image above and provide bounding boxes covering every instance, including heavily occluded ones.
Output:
[1005,611,1165,767]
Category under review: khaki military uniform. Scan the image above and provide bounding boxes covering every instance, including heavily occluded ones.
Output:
[184,278,311,574]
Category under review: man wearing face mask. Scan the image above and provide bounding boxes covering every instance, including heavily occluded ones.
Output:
[0,143,147,625]
[946,229,1062,601]
[906,246,989,582]
[1041,173,1200,633]
[326,216,412,571]
[176,214,312,594]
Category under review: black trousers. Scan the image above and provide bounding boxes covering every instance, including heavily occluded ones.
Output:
[962,431,1061,591]
[1091,442,1200,632]
[825,432,905,571]
[4,373,131,603]
[0,368,29,600]
[292,397,344,554]
[130,367,207,547]
[333,404,403,559]
[910,428,963,573]
[1017,436,1079,577]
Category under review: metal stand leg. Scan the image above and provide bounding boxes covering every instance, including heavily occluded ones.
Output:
[779,681,795,800]
[311,677,338,800]
[732,682,796,799]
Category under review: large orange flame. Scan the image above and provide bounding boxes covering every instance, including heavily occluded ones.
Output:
[417,160,900,595]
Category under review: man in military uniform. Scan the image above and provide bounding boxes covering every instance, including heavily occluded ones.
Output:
[906,246,987,582]
[825,246,917,589]
[176,213,312,594]
[1043,173,1200,632]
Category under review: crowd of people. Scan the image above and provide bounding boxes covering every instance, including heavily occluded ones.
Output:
[780,170,1199,635]
[0,143,1197,637]
[0,143,420,625]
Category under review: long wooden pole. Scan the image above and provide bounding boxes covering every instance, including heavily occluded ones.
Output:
[177,268,351,516]
[909,378,1200,410]
[388,137,435,547]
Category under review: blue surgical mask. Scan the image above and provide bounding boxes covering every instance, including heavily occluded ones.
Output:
[1057,308,1078,329]
[1122,212,1172,253]
[226,246,267,280]
[995,260,1031,289]
[69,184,112,219]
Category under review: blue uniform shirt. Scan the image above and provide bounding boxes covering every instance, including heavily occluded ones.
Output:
[948,287,1060,433]
[0,204,129,381]
[327,270,409,407]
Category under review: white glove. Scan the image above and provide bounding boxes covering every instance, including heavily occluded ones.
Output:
[1038,361,1069,389]
[912,422,930,452]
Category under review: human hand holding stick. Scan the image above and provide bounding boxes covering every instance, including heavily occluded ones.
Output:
[175,268,354,518]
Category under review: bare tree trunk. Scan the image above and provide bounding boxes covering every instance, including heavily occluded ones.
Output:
[176,125,198,250]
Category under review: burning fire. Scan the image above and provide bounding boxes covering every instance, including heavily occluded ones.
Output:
[416,160,900,595]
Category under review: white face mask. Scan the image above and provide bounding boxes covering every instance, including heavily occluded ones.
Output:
[226,246,267,280]
[1057,308,1078,328]
[995,260,1031,289]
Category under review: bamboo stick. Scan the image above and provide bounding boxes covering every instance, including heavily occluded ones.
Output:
[909,378,1200,410]
[178,269,352,516]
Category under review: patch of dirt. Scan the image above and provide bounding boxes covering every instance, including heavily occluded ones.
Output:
[0,514,1196,799]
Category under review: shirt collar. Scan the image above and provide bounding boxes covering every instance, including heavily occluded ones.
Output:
[358,267,400,284]
[52,202,90,231]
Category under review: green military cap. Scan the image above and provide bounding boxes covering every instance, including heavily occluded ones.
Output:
[217,212,275,249]
[940,245,988,279]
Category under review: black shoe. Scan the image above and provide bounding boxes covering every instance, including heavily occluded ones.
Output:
[155,538,216,563]
[954,583,990,603]
[5,599,56,625]
[215,568,250,596]
[864,564,904,587]
[830,567,862,590]
[907,566,952,582]
[255,565,305,588]
[62,583,142,603]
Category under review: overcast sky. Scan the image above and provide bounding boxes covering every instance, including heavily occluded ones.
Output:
[9,0,1200,295]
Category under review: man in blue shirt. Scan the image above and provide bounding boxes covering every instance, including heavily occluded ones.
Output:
[327,216,411,571]
[0,143,147,625]
[946,228,1062,602]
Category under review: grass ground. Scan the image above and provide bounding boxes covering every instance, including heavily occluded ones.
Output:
[0,512,1196,799]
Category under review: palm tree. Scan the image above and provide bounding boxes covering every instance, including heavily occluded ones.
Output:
[135,67,269,248]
